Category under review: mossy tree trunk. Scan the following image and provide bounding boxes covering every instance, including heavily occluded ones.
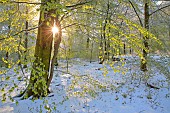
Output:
[23,0,61,99]
[141,0,149,71]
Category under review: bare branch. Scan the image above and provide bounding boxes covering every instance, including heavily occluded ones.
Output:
[0,38,5,41]
[59,6,82,22]
[60,0,93,22]
[0,23,43,42]
[128,0,143,27]
[13,24,42,36]
[0,1,43,5]
[149,4,170,16]
[66,0,92,8]
[62,23,78,29]
[160,9,170,16]
[0,0,92,6]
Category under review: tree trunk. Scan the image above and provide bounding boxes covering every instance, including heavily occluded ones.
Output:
[23,6,28,68]
[22,0,61,99]
[124,42,126,55]
[168,24,170,54]
[5,52,9,67]
[90,41,94,63]
[99,26,103,64]
[18,35,22,66]
[107,16,111,60]
[5,25,10,68]
[130,47,132,54]
[86,37,90,49]
[141,0,149,71]
[99,0,110,64]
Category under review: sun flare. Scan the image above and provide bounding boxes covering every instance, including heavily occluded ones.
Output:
[52,26,59,34]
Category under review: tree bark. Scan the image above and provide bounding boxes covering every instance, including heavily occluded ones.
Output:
[86,37,90,49]
[22,0,61,99]
[168,24,170,54]
[99,0,110,64]
[130,47,132,55]
[90,41,94,63]
[23,6,28,68]
[99,26,103,64]
[141,0,149,71]
[124,42,126,55]
[5,25,10,67]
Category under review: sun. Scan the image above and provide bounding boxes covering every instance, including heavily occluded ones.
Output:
[52,26,59,34]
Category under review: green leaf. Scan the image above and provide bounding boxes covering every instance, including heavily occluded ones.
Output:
[16,101,19,105]
[5,76,10,81]
[46,21,50,26]
[17,76,22,80]
[1,88,5,92]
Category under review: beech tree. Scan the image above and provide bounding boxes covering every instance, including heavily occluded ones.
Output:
[17,0,92,98]
[141,0,149,71]
[20,0,61,98]
[129,0,170,71]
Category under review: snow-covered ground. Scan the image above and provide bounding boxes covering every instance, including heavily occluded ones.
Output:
[0,55,170,113]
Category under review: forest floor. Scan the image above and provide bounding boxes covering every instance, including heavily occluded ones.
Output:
[0,55,170,113]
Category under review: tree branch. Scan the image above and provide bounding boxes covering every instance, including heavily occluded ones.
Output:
[59,6,82,22]
[149,4,170,16]
[0,0,92,6]
[13,23,42,36]
[62,22,99,30]
[128,0,143,27]
[0,1,43,5]
[0,38,5,41]
[160,9,170,16]
[0,23,43,41]
[62,23,78,29]
[66,0,92,8]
